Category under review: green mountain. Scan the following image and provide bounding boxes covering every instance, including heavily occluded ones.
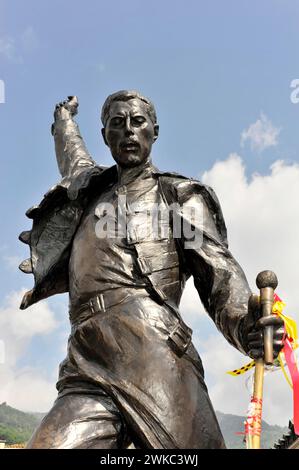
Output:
[216,411,289,449]
[0,402,292,448]
[0,402,41,445]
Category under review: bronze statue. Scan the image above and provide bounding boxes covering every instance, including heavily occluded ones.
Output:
[19,91,284,449]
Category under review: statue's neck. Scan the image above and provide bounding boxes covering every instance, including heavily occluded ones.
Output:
[117,158,154,187]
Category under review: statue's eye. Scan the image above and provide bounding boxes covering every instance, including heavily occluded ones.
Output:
[132,116,146,126]
[111,117,123,126]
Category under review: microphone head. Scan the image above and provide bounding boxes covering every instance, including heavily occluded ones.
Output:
[256,270,278,290]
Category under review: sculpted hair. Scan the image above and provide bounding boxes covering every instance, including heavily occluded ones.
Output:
[101,90,157,126]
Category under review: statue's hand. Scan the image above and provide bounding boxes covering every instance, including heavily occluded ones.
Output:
[243,294,284,360]
[53,95,78,121]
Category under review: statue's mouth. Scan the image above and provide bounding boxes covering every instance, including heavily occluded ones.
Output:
[120,142,140,152]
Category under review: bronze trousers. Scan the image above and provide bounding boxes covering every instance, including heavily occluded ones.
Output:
[27,295,226,449]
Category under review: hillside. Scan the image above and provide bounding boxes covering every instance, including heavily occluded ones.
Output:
[0,402,41,445]
[0,402,291,448]
[216,411,289,449]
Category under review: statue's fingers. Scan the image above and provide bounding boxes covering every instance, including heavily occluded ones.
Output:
[69,95,78,103]
[248,330,263,342]
[248,348,263,359]
[273,332,284,346]
[248,294,260,322]
[273,326,285,339]
[256,315,284,329]
[68,97,79,114]
[69,96,78,107]
[248,339,263,349]
[68,95,78,103]
[273,339,284,350]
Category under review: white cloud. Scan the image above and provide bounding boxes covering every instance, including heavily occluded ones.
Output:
[3,254,21,271]
[180,278,205,324]
[0,340,4,364]
[198,154,299,426]
[1,367,58,413]
[0,36,21,63]
[0,27,38,63]
[0,245,22,271]
[202,154,299,313]
[0,289,58,351]
[241,112,281,152]
[0,289,59,411]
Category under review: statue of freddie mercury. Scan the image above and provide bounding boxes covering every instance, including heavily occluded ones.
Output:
[19,91,284,449]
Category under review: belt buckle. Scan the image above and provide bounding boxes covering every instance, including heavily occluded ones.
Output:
[167,321,192,357]
[88,294,105,315]
[136,257,152,275]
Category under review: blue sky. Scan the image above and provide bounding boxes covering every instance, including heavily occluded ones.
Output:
[1,0,299,429]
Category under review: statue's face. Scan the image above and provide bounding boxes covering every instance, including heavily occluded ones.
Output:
[102,99,159,168]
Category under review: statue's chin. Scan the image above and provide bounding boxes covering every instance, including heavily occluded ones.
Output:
[114,153,147,168]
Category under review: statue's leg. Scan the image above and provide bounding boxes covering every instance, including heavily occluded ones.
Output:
[26,393,129,449]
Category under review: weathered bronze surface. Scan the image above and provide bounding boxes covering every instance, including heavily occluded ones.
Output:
[19,91,284,448]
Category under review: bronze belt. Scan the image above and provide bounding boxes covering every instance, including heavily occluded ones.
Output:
[69,288,149,325]
[69,288,192,357]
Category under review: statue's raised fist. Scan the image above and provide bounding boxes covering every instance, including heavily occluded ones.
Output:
[53,96,78,121]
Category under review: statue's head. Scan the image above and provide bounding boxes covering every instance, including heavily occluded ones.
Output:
[101,90,159,168]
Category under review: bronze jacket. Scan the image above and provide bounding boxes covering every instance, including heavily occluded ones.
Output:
[19,118,251,354]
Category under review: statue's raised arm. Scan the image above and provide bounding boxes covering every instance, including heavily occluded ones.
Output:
[51,96,96,180]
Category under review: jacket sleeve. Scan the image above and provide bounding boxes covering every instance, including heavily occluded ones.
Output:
[51,118,96,181]
[175,179,251,355]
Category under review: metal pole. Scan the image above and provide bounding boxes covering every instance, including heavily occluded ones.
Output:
[250,270,278,449]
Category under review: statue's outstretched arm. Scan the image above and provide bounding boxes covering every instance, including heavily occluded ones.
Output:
[51,96,96,180]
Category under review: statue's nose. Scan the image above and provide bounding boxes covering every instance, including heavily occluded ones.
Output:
[124,117,134,136]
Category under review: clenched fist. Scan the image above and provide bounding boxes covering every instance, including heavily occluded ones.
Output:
[53,95,79,121]
[242,293,285,360]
